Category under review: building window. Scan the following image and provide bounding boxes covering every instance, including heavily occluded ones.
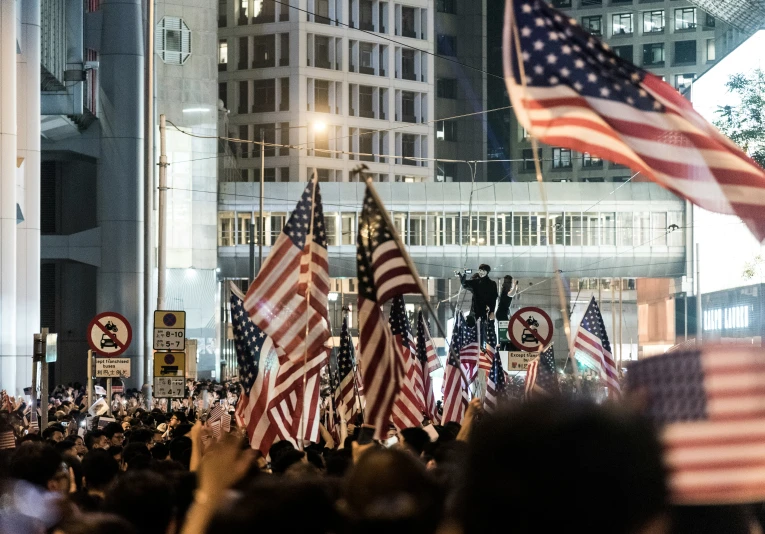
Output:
[706,39,716,62]
[550,0,572,7]
[437,120,457,142]
[401,7,416,37]
[238,37,249,70]
[238,0,249,24]
[314,128,330,157]
[155,17,192,65]
[280,77,290,110]
[238,81,249,114]
[612,13,632,36]
[254,124,276,157]
[582,153,602,168]
[360,0,374,30]
[218,0,227,27]
[324,215,337,245]
[252,79,276,112]
[315,0,331,24]
[359,85,374,118]
[401,49,416,80]
[401,134,416,165]
[279,33,290,66]
[522,148,541,171]
[315,35,332,69]
[674,40,696,65]
[401,91,415,123]
[315,80,330,113]
[359,129,374,162]
[219,212,235,246]
[581,15,602,36]
[437,162,456,182]
[279,122,290,155]
[552,148,572,169]
[436,0,455,14]
[674,8,696,31]
[675,73,695,91]
[437,35,457,56]
[253,35,275,68]
[612,45,633,62]
[360,42,375,74]
[218,40,228,71]
[437,78,457,99]
[219,82,227,109]
[341,215,355,244]
[643,42,665,66]
[703,13,715,29]
[643,10,664,33]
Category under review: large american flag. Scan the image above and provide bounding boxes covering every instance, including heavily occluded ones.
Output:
[357,184,422,438]
[627,347,765,504]
[335,316,360,422]
[504,0,765,241]
[574,297,620,396]
[479,319,498,372]
[459,315,480,383]
[244,178,331,364]
[484,344,506,414]
[524,344,559,400]
[442,320,469,424]
[416,311,440,424]
[231,283,278,454]
[390,296,424,430]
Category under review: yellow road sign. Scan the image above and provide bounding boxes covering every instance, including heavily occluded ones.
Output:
[153,351,186,377]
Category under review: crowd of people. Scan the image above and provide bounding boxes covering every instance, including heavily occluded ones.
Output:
[2,377,765,534]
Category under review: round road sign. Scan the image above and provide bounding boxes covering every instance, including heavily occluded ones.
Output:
[87,312,133,357]
[163,313,177,327]
[509,307,553,352]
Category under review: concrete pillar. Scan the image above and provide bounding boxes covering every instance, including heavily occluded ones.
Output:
[0,1,18,394]
[98,0,144,385]
[16,0,41,394]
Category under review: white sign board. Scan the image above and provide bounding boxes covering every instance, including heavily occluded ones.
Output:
[95,358,131,378]
[504,351,537,372]
[154,311,186,351]
[154,377,185,398]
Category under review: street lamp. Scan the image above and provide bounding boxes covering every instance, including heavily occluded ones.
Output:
[252,121,329,282]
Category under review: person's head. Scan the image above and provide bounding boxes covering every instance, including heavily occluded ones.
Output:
[103,422,124,446]
[82,449,121,493]
[122,442,151,471]
[55,439,78,459]
[399,427,430,456]
[152,428,164,446]
[478,264,491,278]
[42,424,65,442]
[127,428,152,446]
[65,434,88,457]
[104,471,175,534]
[462,399,669,534]
[85,429,109,450]
[272,449,306,475]
[150,442,169,461]
[10,442,70,493]
[168,411,187,428]
[502,275,514,290]
[342,447,444,534]
[109,445,124,465]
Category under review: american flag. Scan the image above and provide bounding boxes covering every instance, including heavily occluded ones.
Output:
[416,311,440,423]
[232,283,279,454]
[207,404,224,425]
[459,315,480,383]
[390,296,424,430]
[335,316,360,421]
[524,344,559,400]
[243,178,331,364]
[480,319,498,372]
[357,184,422,438]
[503,0,765,242]
[484,345,507,413]
[0,430,15,450]
[573,297,620,396]
[442,320,469,424]
[627,347,765,504]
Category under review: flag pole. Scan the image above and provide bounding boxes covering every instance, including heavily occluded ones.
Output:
[508,5,580,389]
[344,308,366,424]
[297,171,320,450]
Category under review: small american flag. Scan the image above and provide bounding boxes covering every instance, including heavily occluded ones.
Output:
[459,315,480,383]
[357,184,422,438]
[627,347,765,504]
[335,316,360,421]
[504,0,765,242]
[442,320,469,424]
[244,178,331,365]
[416,311,440,423]
[484,345,507,414]
[231,283,279,454]
[479,319,498,372]
[524,345,559,400]
[0,430,15,450]
[207,404,224,424]
[390,296,424,430]
[573,297,620,396]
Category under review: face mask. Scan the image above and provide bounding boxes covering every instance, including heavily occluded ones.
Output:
[478,269,487,278]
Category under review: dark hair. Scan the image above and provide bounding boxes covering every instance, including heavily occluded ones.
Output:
[104,471,175,534]
[170,411,188,424]
[478,264,491,273]
[42,424,65,440]
[269,440,296,465]
[55,440,78,455]
[82,449,120,491]
[85,430,106,450]
[128,428,152,445]
[108,445,123,457]
[103,422,124,439]
[150,443,169,461]
[462,399,668,534]
[400,427,430,456]
[10,442,63,488]
[123,443,151,470]
[272,449,305,474]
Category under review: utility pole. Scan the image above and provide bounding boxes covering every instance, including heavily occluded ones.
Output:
[258,128,265,274]
[249,221,255,284]
[143,0,156,404]
[618,279,623,367]
[157,114,168,310]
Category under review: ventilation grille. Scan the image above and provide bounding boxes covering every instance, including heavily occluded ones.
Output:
[155,17,192,65]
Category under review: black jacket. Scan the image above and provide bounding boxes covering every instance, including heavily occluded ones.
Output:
[460,274,498,319]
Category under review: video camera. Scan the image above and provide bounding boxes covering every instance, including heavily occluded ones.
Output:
[454,269,472,277]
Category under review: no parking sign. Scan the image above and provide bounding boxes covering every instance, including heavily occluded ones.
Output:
[508,307,553,352]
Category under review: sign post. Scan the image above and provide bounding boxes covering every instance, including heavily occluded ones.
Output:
[508,307,554,353]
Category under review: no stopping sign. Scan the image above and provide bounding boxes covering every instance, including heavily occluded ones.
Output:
[509,307,553,352]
